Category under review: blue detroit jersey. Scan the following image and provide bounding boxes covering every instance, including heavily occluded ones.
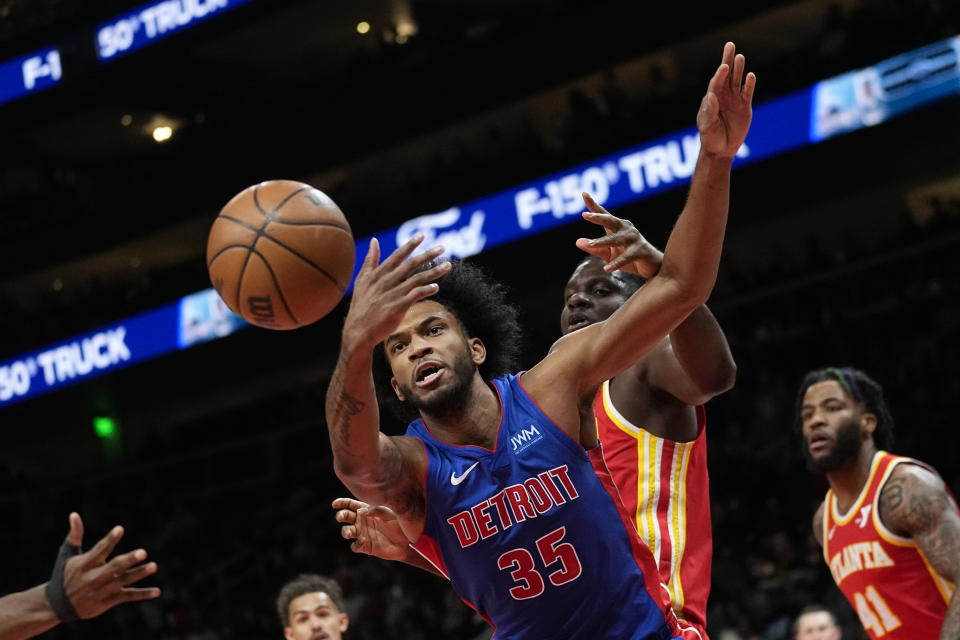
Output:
[407,373,679,640]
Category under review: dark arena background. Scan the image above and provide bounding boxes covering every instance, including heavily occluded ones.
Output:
[2,1,959,639]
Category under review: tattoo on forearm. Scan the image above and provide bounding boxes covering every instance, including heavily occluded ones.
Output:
[333,389,366,423]
[328,364,367,447]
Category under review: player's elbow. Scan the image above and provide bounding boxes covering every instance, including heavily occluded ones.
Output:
[703,358,737,397]
[658,259,719,309]
[680,279,716,309]
[333,458,381,490]
[680,362,736,406]
[657,276,712,317]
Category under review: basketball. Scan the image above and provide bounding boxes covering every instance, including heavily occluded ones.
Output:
[206,180,355,330]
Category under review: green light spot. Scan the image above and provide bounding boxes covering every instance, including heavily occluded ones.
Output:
[93,416,117,439]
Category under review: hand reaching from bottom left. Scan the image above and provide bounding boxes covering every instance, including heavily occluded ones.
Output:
[332,498,410,561]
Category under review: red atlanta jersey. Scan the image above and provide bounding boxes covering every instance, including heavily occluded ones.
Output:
[594,380,712,637]
[822,451,956,639]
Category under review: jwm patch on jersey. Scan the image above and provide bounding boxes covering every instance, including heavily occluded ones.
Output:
[408,373,679,640]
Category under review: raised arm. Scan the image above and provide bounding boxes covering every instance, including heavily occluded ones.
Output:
[576,196,736,408]
[325,235,449,518]
[879,465,960,640]
[526,42,754,406]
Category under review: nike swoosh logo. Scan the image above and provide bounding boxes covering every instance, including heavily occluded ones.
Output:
[450,462,480,486]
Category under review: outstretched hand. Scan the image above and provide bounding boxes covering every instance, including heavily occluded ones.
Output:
[574,193,663,278]
[697,41,756,159]
[332,498,410,561]
[61,513,160,619]
[343,234,451,351]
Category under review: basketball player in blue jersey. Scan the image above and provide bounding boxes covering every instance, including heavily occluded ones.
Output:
[324,42,755,640]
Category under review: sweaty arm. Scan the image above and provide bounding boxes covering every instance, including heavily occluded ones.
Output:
[879,464,960,640]
[325,235,449,538]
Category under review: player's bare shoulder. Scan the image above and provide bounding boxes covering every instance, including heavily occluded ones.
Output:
[812,500,826,547]
[878,461,954,538]
[878,460,960,590]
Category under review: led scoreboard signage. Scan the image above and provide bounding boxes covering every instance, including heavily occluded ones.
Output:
[96,0,256,61]
[0,47,62,107]
[2,36,959,408]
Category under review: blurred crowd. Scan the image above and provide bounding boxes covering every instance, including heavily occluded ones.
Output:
[2,1,960,639]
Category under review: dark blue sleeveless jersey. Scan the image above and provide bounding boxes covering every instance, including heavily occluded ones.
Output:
[407,373,680,640]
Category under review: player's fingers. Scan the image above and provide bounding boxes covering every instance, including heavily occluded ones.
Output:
[706,61,730,99]
[66,512,83,547]
[403,283,442,306]
[102,587,161,610]
[399,260,452,295]
[117,561,158,588]
[379,233,428,273]
[580,192,609,214]
[742,71,757,103]
[341,525,358,540]
[86,526,124,565]
[336,509,357,524]
[603,253,634,272]
[721,41,735,70]
[389,245,447,286]
[581,211,627,232]
[586,230,637,248]
[574,239,612,263]
[331,497,369,511]
[349,541,366,554]
[359,237,380,276]
[98,549,149,583]
[366,505,399,521]
[731,53,745,93]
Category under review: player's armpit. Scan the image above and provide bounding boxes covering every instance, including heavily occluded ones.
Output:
[879,465,960,583]
[812,501,825,548]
